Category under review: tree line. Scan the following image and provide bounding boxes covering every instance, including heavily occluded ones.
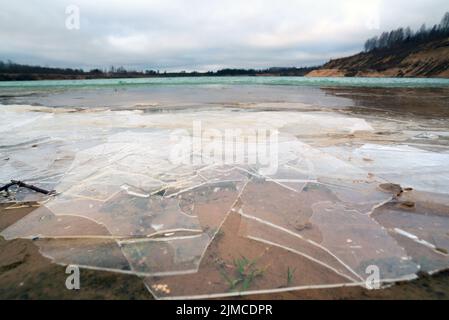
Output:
[364,12,449,52]
[0,60,316,80]
[0,60,86,75]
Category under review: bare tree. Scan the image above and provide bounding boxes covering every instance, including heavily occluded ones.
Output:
[362,12,449,53]
[440,12,449,31]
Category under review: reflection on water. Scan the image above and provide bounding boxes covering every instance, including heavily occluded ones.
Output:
[323,87,449,118]
[2,82,449,118]
[1,85,355,109]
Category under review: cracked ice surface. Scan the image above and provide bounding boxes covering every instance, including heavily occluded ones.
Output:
[1,104,449,299]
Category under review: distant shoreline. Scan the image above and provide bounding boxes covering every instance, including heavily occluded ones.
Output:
[2,72,449,82]
[0,64,317,82]
[0,73,309,81]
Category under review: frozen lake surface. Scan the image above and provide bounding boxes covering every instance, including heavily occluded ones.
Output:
[1,78,449,298]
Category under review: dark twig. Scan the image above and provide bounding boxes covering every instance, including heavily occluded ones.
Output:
[0,181,16,193]
[0,180,55,195]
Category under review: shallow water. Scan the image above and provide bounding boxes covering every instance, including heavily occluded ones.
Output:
[1,76,449,89]
[0,77,449,299]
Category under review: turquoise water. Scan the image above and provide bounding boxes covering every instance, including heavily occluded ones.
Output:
[1,76,449,88]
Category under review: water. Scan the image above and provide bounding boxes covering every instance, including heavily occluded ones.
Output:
[1,76,449,89]
[2,77,449,116]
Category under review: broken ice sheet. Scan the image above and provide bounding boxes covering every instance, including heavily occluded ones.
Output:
[160,174,208,197]
[0,106,49,134]
[197,166,249,184]
[36,238,132,273]
[261,164,313,193]
[310,201,419,281]
[372,191,449,272]
[53,131,178,192]
[323,144,449,195]
[118,178,247,277]
[291,142,374,182]
[280,142,394,209]
[237,214,360,282]
[0,205,111,239]
[319,178,394,214]
[2,194,202,241]
[45,192,203,238]
[280,111,374,137]
[119,234,210,276]
[0,140,75,192]
[236,180,338,243]
[62,169,163,201]
[234,179,416,284]
[177,179,247,233]
[143,212,354,299]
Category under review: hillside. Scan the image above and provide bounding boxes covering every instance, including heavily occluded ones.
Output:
[307,37,449,78]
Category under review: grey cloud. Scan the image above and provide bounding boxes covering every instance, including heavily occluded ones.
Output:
[0,0,447,70]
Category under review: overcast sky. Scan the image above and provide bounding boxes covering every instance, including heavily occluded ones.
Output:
[0,0,447,71]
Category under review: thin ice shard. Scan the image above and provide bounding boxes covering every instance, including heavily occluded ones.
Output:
[310,201,419,281]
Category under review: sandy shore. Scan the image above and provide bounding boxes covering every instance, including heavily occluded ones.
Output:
[1,203,448,300]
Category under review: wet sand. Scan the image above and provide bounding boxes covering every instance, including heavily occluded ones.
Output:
[1,203,448,300]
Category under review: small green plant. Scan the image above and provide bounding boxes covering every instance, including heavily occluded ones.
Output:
[287,267,296,286]
[220,256,265,292]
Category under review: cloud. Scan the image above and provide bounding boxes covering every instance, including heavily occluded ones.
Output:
[0,0,447,70]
